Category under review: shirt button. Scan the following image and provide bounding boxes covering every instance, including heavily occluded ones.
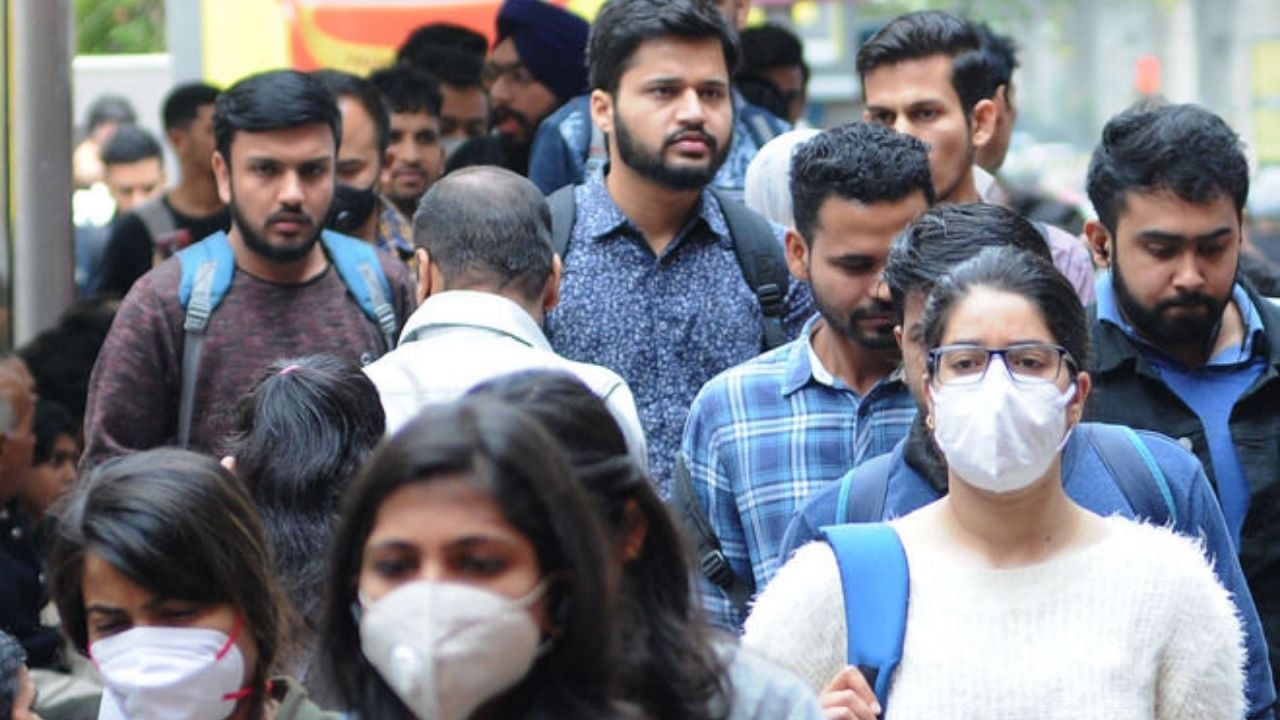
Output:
[1177,437,1194,451]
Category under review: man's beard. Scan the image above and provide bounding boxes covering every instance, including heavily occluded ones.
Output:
[232,198,322,264]
[1112,255,1231,348]
[817,294,898,350]
[613,111,730,191]
[935,141,977,203]
[490,105,536,150]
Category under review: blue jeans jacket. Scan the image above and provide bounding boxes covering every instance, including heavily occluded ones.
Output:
[783,421,1276,719]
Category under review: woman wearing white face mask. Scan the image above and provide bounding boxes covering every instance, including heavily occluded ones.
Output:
[320,397,635,720]
[743,247,1246,719]
[47,449,332,720]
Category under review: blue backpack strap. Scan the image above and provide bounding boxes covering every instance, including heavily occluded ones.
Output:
[321,231,399,350]
[1085,424,1177,526]
[175,232,236,447]
[819,523,909,710]
[839,453,894,524]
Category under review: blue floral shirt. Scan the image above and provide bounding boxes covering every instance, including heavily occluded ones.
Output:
[545,175,814,493]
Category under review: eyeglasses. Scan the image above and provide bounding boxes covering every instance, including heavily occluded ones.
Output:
[927,342,1077,386]
[481,60,537,89]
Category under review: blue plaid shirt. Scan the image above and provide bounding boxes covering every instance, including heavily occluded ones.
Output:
[545,175,814,493]
[681,314,916,630]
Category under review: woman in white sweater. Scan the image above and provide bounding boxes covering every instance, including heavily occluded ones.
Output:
[743,247,1245,720]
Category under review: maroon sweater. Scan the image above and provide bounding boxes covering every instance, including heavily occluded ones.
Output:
[82,250,413,468]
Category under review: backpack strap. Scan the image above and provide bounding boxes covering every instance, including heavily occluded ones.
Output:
[838,453,895,525]
[672,452,756,615]
[710,188,790,350]
[1085,425,1178,526]
[547,185,577,259]
[135,195,178,244]
[819,522,909,710]
[175,232,236,447]
[320,231,399,351]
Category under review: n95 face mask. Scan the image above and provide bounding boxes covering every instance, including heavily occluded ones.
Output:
[931,357,1076,493]
[359,579,548,720]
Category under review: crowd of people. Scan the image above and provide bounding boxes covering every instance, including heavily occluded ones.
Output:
[2,0,1278,718]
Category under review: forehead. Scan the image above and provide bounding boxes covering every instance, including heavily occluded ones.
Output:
[337,96,375,130]
[812,192,929,247]
[620,36,730,84]
[862,54,962,110]
[104,157,164,179]
[389,109,439,129]
[1114,189,1240,236]
[367,477,524,546]
[492,36,520,63]
[939,286,1052,345]
[228,122,335,160]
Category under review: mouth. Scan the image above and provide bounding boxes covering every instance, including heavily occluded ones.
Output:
[667,133,714,156]
[267,214,311,237]
[393,168,426,184]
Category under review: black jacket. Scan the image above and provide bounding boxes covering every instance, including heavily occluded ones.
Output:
[1085,281,1280,696]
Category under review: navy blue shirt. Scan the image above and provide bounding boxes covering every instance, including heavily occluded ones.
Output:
[545,175,814,492]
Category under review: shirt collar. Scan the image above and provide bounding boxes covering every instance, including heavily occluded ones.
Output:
[781,314,907,396]
[398,290,551,351]
[375,196,414,256]
[576,173,732,253]
[1096,271,1265,368]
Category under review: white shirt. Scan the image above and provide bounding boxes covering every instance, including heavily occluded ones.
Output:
[364,290,648,468]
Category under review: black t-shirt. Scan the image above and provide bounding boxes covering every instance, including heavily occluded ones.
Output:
[446,135,531,177]
[94,197,230,298]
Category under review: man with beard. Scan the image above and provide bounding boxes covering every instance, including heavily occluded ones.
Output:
[81,70,414,467]
[545,0,815,495]
[680,122,931,631]
[312,69,413,260]
[856,11,1095,305]
[1083,102,1280,702]
[368,65,445,229]
[445,0,588,177]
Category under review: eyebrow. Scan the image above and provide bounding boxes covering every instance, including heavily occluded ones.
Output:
[84,605,126,617]
[1135,226,1235,243]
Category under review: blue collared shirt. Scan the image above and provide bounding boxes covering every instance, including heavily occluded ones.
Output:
[1096,273,1267,545]
[545,175,815,493]
[681,315,916,630]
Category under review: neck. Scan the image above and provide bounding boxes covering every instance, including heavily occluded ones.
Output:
[941,460,1083,567]
[942,166,981,204]
[352,207,379,243]
[389,195,416,219]
[168,170,224,217]
[226,227,328,285]
[810,320,897,394]
[603,162,701,256]
[1160,298,1244,368]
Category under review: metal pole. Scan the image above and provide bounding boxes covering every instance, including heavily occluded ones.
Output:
[167,0,204,82]
[11,0,75,347]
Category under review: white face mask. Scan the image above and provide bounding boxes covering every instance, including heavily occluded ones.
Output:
[931,356,1077,493]
[91,623,249,720]
[359,579,548,720]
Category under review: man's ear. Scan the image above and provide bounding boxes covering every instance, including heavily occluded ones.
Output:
[414,247,433,305]
[1084,219,1112,269]
[893,324,905,352]
[543,254,562,313]
[590,89,614,138]
[969,98,998,149]
[784,229,810,282]
[211,151,232,204]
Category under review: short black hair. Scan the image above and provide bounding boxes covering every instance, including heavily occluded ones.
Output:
[214,70,341,161]
[400,46,485,89]
[413,166,554,302]
[85,94,137,132]
[368,64,444,118]
[0,630,24,720]
[973,22,1018,89]
[588,0,740,95]
[1086,103,1249,235]
[397,22,489,62]
[855,10,994,118]
[790,122,934,244]
[162,82,220,132]
[740,24,809,82]
[99,124,163,166]
[32,399,74,466]
[922,245,1088,374]
[311,69,391,155]
[883,202,1052,321]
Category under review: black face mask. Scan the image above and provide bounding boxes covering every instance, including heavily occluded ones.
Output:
[328,182,379,234]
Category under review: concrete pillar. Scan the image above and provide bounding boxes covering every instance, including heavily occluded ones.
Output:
[11,0,75,347]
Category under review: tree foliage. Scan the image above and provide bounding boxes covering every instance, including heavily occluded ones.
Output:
[75,0,165,55]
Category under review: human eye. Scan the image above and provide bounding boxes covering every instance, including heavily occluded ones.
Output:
[943,347,986,374]
[1197,238,1232,258]
[699,86,728,101]
[249,161,280,177]
[451,545,511,579]
[439,118,460,135]
[864,109,894,126]
[300,162,330,180]
[911,106,940,122]
[154,603,201,624]
[1143,240,1178,260]
[512,66,536,85]
[649,85,677,99]
[368,548,418,582]
[90,614,131,637]
[415,129,438,146]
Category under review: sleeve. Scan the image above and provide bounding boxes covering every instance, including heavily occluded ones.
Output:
[95,214,155,299]
[1155,535,1247,720]
[528,109,585,195]
[721,644,827,720]
[1043,225,1096,306]
[599,378,649,472]
[742,541,848,692]
[682,381,750,631]
[1178,462,1277,718]
[80,269,182,470]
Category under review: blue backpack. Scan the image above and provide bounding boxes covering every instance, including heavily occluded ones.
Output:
[819,522,910,713]
[174,230,399,446]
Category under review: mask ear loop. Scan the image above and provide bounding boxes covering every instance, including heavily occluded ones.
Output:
[218,616,260,702]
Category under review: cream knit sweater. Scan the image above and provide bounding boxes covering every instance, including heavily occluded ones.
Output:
[742,516,1245,719]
